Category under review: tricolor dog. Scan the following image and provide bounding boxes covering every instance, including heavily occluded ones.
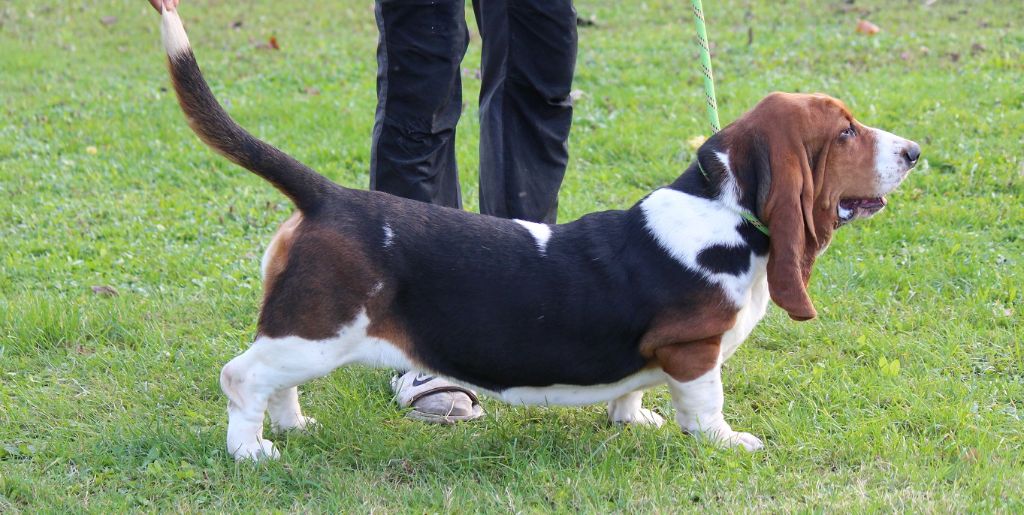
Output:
[157,8,920,460]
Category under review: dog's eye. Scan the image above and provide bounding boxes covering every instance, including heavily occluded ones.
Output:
[840,124,857,138]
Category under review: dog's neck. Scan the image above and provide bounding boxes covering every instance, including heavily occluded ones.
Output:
[662,145,770,253]
[668,137,765,219]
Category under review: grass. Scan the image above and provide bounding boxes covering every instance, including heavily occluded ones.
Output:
[1,0,1022,511]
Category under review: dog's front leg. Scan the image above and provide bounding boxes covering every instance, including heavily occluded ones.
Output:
[656,338,763,451]
[666,364,762,451]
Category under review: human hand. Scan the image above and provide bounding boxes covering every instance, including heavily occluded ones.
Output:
[148,0,180,13]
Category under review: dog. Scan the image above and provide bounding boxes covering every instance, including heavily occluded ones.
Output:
[157,7,919,460]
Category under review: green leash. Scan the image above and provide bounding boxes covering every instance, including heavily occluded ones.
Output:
[690,0,770,237]
[691,0,721,134]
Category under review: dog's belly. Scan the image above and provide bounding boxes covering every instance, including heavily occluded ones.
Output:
[342,330,664,406]
[340,324,666,405]
[478,367,667,406]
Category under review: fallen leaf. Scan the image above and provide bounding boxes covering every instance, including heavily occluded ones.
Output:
[856,20,880,35]
[269,36,280,50]
[100,15,118,26]
[91,285,119,297]
[687,135,706,150]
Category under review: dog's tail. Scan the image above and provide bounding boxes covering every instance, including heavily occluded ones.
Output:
[159,8,332,213]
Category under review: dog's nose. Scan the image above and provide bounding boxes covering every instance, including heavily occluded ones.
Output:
[902,142,921,166]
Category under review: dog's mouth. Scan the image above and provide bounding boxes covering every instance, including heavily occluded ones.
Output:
[838,197,887,225]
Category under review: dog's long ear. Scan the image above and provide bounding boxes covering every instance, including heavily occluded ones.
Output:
[762,131,820,321]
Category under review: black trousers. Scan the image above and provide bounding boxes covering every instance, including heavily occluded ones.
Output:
[370,0,577,223]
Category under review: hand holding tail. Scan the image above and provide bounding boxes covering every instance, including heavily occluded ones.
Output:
[149,0,180,13]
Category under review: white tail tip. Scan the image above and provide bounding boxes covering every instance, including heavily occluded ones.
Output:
[160,8,190,57]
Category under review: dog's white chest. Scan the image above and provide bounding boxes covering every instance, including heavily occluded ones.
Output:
[720,261,769,362]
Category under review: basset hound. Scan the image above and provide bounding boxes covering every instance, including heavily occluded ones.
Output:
[157,8,920,460]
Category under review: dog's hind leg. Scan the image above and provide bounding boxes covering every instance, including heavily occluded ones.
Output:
[220,325,366,461]
[267,387,317,433]
[220,347,280,461]
[607,390,665,427]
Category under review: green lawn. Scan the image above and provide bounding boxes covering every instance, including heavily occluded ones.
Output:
[1,0,1022,511]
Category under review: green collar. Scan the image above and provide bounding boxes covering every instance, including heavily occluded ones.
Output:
[696,159,771,237]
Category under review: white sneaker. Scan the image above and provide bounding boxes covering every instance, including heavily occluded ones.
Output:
[391,371,485,424]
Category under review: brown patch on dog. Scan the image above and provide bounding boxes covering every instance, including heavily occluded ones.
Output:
[257,222,382,341]
[817,119,880,209]
[654,336,722,383]
[261,212,302,291]
[638,289,738,357]
[365,284,418,358]
[257,214,420,363]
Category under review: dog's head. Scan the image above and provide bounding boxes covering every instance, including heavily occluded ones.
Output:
[716,92,920,321]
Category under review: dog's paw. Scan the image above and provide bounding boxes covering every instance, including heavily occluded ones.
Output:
[717,431,764,452]
[612,408,666,428]
[271,416,318,434]
[230,439,280,462]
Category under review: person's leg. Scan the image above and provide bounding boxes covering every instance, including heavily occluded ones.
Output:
[371,0,483,422]
[370,0,468,208]
[474,0,577,223]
